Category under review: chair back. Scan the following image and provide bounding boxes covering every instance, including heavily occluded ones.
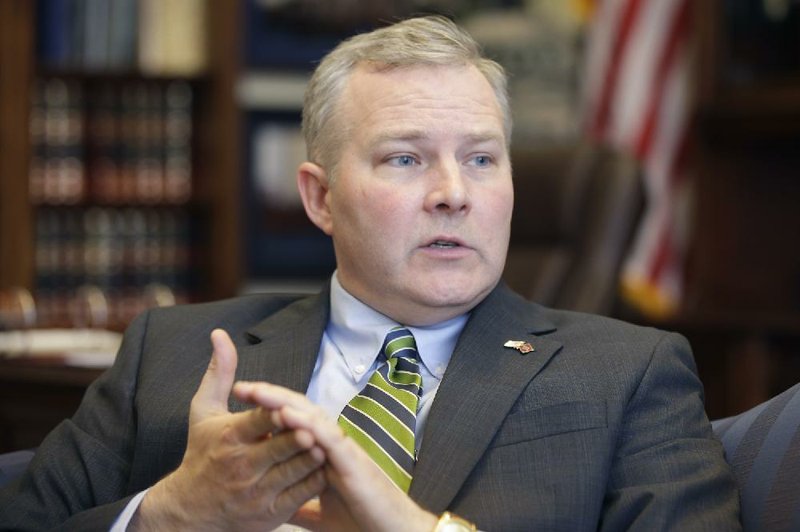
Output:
[0,449,35,489]
[713,382,800,531]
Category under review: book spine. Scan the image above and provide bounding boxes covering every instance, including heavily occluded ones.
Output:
[36,0,72,68]
[32,78,87,205]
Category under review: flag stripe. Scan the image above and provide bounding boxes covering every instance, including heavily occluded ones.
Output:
[633,0,690,160]
[610,0,678,147]
[582,0,626,112]
[583,0,694,317]
[590,0,643,138]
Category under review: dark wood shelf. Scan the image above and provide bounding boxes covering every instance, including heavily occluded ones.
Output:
[0,0,242,304]
[0,357,104,453]
[697,81,800,147]
[0,356,104,387]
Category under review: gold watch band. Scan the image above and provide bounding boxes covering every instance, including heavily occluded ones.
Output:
[433,511,477,532]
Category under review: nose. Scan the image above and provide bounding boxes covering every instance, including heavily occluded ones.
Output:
[424,160,470,214]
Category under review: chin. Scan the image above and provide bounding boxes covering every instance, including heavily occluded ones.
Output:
[416,277,493,310]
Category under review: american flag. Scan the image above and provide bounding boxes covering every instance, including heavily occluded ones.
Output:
[581,0,693,318]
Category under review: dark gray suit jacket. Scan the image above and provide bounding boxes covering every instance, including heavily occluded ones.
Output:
[0,283,740,530]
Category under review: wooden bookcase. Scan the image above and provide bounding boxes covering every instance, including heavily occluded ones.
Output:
[0,1,242,329]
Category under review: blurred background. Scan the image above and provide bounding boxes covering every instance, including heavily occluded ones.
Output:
[0,0,799,451]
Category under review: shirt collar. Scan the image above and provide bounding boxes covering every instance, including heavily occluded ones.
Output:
[327,271,468,379]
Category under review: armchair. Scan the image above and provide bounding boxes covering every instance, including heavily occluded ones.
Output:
[0,449,34,489]
[712,382,800,531]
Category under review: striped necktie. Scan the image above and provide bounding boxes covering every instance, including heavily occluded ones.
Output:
[338,326,422,492]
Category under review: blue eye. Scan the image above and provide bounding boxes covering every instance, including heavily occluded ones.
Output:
[471,155,492,167]
[389,155,418,167]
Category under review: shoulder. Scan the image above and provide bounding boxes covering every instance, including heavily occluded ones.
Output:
[492,284,693,385]
[491,282,676,349]
[540,306,697,403]
[128,292,320,344]
[151,292,308,321]
[544,306,678,348]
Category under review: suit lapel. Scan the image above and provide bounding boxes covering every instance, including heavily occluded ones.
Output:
[409,283,562,511]
[230,288,330,411]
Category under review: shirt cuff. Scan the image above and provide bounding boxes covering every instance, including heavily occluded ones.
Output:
[110,488,149,531]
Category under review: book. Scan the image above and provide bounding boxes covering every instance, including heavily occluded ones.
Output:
[138,0,207,76]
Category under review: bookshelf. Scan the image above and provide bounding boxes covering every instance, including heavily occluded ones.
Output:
[0,0,241,329]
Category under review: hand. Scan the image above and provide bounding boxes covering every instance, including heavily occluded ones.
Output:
[234,382,439,532]
[131,329,327,531]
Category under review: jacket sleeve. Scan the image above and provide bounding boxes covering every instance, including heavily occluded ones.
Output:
[0,310,152,531]
[599,332,742,531]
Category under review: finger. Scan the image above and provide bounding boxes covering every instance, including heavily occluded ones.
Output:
[250,427,320,468]
[234,381,323,436]
[233,381,313,413]
[190,329,238,421]
[280,407,426,531]
[277,406,343,450]
[277,406,371,481]
[270,469,326,522]
[229,405,283,443]
[258,441,326,494]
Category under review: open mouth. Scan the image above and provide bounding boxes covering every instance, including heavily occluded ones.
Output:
[428,240,459,249]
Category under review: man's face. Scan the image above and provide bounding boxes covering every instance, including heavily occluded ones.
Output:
[305,63,513,326]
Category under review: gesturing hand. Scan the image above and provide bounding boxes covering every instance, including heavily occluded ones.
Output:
[234,382,439,532]
[132,329,327,531]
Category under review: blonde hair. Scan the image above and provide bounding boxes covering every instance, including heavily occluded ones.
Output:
[302,15,511,179]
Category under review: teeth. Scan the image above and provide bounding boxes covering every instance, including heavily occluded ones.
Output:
[430,241,457,248]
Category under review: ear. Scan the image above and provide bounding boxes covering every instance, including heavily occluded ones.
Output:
[297,162,333,235]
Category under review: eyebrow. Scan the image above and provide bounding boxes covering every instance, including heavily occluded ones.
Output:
[464,132,505,145]
[368,130,427,148]
[368,130,505,149]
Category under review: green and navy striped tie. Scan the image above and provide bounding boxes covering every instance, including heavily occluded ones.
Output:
[338,326,422,492]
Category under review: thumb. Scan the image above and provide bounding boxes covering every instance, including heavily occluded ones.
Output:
[190,328,238,423]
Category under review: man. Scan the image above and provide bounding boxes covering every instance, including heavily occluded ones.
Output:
[0,16,739,531]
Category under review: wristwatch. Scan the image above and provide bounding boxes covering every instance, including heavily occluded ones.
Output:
[433,511,477,531]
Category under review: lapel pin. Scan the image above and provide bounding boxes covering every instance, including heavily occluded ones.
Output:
[504,340,534,354]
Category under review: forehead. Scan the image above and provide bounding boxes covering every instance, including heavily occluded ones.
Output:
[338,63,506,144]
